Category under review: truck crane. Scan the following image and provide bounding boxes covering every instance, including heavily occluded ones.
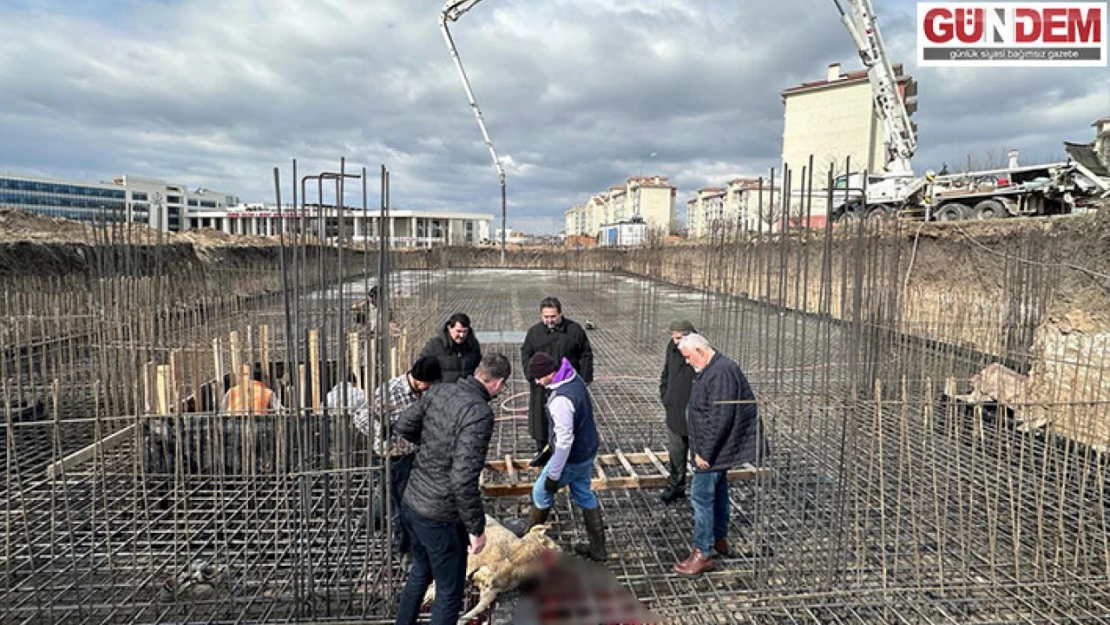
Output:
[830,0,931,221]
[439,0,507,263]
[438,0,1107,230]
[829,0,1109,222]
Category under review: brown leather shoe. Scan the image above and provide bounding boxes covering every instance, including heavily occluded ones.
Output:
[713,538,730,557]
[673,549,714,576]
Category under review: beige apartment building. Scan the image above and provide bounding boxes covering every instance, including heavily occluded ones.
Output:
[564,177,678,240]
[726,178,777,233]
[585,194,606,235]
[607,185,628,224]
[565,204,584,236]
[686,187,726,238]
[626,175,678,234]
[781,62,917,180]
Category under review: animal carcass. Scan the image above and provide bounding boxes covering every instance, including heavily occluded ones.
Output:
[423,514,558,622]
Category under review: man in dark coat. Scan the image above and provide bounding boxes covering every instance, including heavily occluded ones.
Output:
[659,319,697,504]
[392,354,512,625]
[521,297,594,455]
[419,312,482,383]
[673,334,767,577]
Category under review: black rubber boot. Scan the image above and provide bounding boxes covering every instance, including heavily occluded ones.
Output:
[528,505,551,531]
[573,507,608,562]
[506,504,551,538]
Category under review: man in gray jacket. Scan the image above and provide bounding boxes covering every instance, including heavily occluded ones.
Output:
[673,334,766,576]
[392,354,511,625]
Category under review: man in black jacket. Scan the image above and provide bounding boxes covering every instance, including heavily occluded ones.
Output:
[521,297,594,455]
[659,319,697,504]
[419,312,482,383]
[392,354,511,625]
[673,334,766,577]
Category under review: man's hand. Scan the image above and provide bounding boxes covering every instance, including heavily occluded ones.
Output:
[543,476,560,494]
[468,533,486,555]
[695,454,710,470]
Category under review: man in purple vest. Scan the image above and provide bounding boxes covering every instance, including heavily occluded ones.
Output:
[523,352,607,562]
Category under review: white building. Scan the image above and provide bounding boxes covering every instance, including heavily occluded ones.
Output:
[206,204,493,248]
[0,172,237,230]
[626,175,678,235]
[112,175,238,232]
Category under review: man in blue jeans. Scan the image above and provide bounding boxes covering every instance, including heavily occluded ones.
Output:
[523,352,607,562]
[392,354,512,625]
[674,333,766,576]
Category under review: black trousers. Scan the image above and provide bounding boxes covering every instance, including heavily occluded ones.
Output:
[394,505,469,625]
[389,453,415,554]
[666,428,689,493]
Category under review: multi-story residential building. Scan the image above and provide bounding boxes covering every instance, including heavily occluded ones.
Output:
[627,175,678,234]
[686,187,726,238]
[564,204,584,236]
[780,62,917,179]
[585,194,606,236]
[608,186,628,224]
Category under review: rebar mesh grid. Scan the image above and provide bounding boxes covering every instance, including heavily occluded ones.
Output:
[4,204,1110,623]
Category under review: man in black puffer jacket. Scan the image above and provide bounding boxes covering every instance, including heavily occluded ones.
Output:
[673,334,767,577]
[419,312,482,384]
[393,354,511,625]
[658,319,697,504]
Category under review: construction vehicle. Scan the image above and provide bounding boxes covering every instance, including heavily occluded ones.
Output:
[829,0,1110,223]
[438,0,1107,232]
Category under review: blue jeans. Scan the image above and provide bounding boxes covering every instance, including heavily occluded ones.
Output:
[532,456,598,510]
[394,505,469,625]
[690,470,729,555]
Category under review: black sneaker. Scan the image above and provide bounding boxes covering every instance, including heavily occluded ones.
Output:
[659,488,686,504]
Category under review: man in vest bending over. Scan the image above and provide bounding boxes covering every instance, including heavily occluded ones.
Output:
[524,352,607,562]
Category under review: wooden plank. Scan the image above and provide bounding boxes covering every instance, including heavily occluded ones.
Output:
[155,365,169,415]
[594,458,608,485]
[229,330,241,379]
[481,466,772,498]
[260,324,270,382]
[644,447,670,479]
[615,449,639,486]
[308,329,321,412]
[504,454,516,485]
[46,424,136,479]
[595,451,670,466]
[485,458,532,472]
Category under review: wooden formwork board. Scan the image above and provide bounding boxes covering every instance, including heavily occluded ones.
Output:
[480,447,772,497]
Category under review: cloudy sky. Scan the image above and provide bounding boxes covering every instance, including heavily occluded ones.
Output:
[0,0,1106,233]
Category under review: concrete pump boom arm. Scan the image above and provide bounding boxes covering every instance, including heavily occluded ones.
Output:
[439,0,507,261]
[832,0,917,174]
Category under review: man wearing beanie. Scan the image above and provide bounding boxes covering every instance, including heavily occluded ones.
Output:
[393,354,512,625]
[523,352,607,562]
[659,319,697,503]
[521,297,594,460]
[355,356,443,556]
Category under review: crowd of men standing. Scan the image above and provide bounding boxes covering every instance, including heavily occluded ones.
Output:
[322,294,767,625]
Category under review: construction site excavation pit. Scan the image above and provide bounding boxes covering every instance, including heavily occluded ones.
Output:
[4,257,1110,624]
